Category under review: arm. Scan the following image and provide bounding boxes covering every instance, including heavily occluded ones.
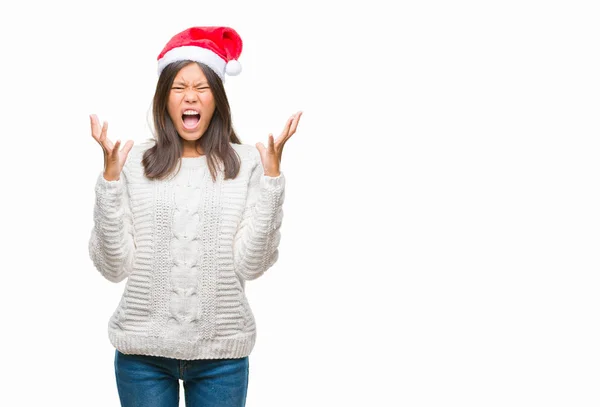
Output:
[88,171,136,283]
[233,156,286,281]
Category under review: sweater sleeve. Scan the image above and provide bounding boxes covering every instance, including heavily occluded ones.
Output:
[233,156,286,281]
[88,171,136,283]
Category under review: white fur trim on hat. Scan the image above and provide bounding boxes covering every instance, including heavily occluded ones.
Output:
[157,46,227,79]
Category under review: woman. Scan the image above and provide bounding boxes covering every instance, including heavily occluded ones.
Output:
[88,26,302,407]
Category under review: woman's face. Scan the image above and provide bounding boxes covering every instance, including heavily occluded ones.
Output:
[167,62,216,144]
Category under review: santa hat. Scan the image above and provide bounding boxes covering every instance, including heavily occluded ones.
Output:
[157,26,243,81]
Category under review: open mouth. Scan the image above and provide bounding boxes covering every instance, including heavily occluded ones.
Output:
[182,110,201,130]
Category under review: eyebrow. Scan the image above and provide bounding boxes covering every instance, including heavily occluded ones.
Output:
[173,81,208,86]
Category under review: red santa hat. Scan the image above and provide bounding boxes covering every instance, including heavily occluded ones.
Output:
[157,26,243,81]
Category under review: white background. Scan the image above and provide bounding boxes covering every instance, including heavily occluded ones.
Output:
[0,0,599,406]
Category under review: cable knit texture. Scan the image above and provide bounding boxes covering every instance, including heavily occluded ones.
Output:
[88,141,285,360]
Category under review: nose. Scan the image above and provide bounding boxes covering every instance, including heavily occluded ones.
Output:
[183,88,198,103]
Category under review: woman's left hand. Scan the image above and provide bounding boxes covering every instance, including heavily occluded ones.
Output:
[256,111,302,177]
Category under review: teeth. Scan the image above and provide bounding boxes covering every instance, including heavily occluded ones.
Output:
[183,110,199,115]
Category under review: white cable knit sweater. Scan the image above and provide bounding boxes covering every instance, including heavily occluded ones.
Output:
[88,140,285,360]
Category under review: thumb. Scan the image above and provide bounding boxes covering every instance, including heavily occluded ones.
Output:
[122,140,135,158]
[255,142,266,156]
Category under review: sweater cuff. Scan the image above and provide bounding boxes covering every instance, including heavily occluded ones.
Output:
[260,171,285,189]
[95,171,123,194]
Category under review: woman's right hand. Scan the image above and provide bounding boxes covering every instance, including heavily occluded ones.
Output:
[90,114,134,181]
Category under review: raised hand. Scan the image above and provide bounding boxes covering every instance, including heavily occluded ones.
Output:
[90,114,134,181]
[256,111,302,177]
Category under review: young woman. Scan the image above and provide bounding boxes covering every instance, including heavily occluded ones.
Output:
[88,26,302,407]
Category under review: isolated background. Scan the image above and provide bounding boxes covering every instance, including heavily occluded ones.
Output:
[0,0,599,406]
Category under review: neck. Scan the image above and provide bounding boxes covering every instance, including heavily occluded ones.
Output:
[181,142,204,157]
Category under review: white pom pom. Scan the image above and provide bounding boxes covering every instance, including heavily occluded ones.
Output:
[225,60,242,76]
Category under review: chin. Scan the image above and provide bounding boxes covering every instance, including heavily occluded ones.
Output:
[178,128,205,141]
[181,134,203,141]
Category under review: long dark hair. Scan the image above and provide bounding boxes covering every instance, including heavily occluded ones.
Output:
[141,60,242,182]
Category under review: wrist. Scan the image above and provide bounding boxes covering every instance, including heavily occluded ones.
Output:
[103,173,120,181]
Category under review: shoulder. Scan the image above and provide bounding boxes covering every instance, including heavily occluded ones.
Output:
[230,142,260,165]
[125,139,155,168]
[121,139,155,182]
[229,142,263,181]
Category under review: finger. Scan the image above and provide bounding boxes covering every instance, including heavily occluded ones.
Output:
[97,120,108,151]
[278,111,302,147]
[120,140,135,161]
[268,134,275,152]
[111,140,121,159]
[288,111,302,137]
[90,115,114,150]
[278,115,294,141]
[98,121,114,151]
[255,141,266,156]
[104,122,114,150]
[90,114,101,141]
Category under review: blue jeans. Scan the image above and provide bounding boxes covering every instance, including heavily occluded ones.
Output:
[114,349,249,407]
